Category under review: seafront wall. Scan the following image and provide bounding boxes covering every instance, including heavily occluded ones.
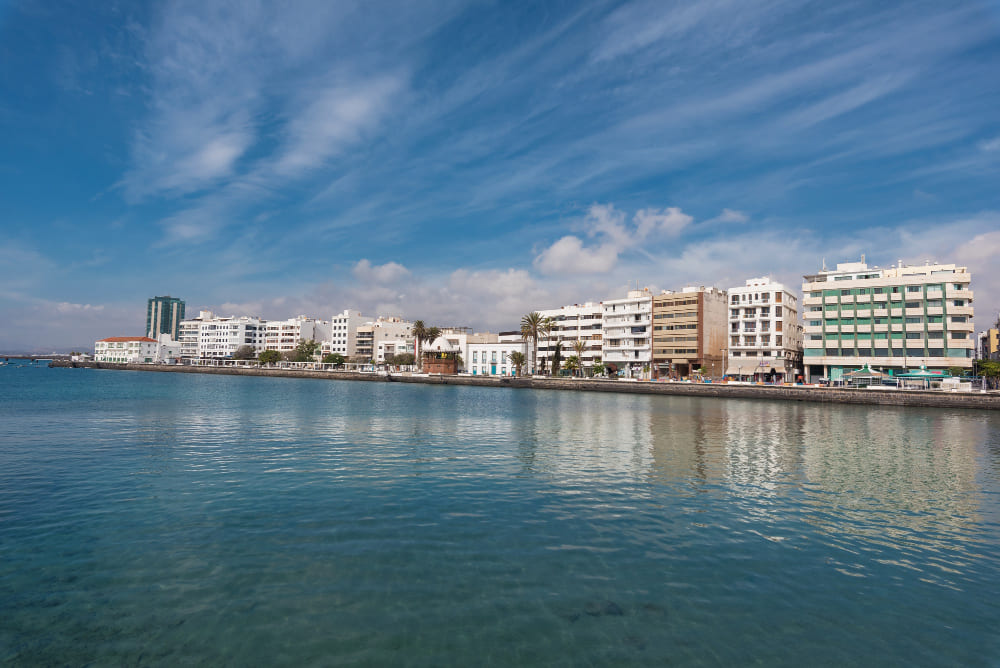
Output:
[49,361,1000,410]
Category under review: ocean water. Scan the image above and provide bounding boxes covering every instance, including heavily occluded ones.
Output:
[2,366,999,666]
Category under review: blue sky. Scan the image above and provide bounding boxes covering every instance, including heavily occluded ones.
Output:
[1,0,999,351]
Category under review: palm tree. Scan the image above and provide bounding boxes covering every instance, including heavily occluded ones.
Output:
[426,326,441,344]
[564,355,580,376]
[412,320,427,370]
[507,351,526,376]
[520,312,545,375]
[573,339,587,376]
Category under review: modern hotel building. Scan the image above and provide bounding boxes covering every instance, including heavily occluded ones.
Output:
[801,260,974,382]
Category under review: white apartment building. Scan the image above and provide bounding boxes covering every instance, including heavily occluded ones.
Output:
[355,316,414,362]
[468,338,527,376]
[726,277,803,382]
[178,310,214,359]
[602,288,653,378]
[801,259,974,382]
[264,316,331,352]
[178,311,267,359]
[537,302,603,373]
[94,336,160,363]
[325,309,366,357]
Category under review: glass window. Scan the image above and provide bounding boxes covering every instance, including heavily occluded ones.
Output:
[906,285,921,293]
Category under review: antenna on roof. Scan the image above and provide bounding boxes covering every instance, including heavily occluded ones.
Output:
[861,253,865,264]
[822,257,827,271]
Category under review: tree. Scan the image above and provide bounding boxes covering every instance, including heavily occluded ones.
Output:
[591,359,605,377]
[520,312,553,376]
[322,353,345,366]
[564,355,580,376]
[412,320,427,370]
[980,360,1000,390]
[948,366,967,377]
[550,341,563,376]
[232,345,256,360]
[507,351,526,376]
[426,326,441,343]
[291,339,321,363]
[259,349,281,365]
[573,340,587,376]
[388,352,415,366]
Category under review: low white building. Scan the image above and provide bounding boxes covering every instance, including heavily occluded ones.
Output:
[602,288,653,378]
[467,339,527,376]
[537,302,603,374]
[94,336,160,363]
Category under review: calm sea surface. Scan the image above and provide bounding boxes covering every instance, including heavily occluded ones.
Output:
[2,366,999,666]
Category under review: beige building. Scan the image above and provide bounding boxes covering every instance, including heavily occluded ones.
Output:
[725,277,802,382]
[801,259,974,382]
[651,286,728,378]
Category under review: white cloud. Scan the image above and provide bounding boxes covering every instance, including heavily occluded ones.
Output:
[980,137,1000,152]
[534,203,696,275]
[533,236,620,275]
[273,77,404,177]
[352,259,411,284]
[634,207,693,237]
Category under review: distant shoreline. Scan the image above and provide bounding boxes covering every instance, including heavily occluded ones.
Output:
[47,360,1000,411]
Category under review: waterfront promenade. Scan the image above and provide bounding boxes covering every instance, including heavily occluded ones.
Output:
[50,361,1000,410]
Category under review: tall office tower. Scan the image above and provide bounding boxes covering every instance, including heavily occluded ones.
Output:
[147,296,186,340]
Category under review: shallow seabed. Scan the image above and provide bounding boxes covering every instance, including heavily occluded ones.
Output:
[2,367,999,666]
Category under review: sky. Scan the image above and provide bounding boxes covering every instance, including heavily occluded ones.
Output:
[1,0,999,352]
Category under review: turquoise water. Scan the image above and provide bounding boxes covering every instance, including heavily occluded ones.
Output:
[2,367,999,666]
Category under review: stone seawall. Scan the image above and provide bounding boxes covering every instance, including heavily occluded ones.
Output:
[49,361,1000,410]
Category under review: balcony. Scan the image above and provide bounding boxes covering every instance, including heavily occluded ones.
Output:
[945,288,973,300]
[824,296,839,305]
[873,293,888,302]
[905,307,924,317]
[949,321,974,331]
[840,295,855,304]
[950,306,974,316]
[926,306,943,316]
[890,308,903,317]
[927,322,944,332]
[825,309,839,318]
[905,323,924,332]
[874,324,889,332]
[855,309,871,318]
[856,294,871,303]
[856,325,871,333]
[840,325,855,334]
[889,293,903,301]
[872,308,888,317]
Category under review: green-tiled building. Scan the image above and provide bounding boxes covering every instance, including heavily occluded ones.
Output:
[146,296,185,341]
[801,260,973,383]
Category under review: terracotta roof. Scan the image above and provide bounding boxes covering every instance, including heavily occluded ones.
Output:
[99,336,158,343]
